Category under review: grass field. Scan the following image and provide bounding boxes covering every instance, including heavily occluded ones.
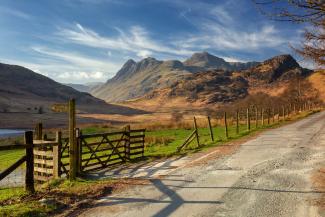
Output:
[0,110,321,216]
[0,110,317,171]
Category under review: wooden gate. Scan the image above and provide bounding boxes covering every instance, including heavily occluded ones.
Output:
[79,127,146,172]
[33,132,70,182]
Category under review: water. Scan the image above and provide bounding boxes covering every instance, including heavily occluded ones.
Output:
[0,129,25,138]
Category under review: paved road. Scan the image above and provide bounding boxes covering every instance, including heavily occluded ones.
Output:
[79,111,325,217]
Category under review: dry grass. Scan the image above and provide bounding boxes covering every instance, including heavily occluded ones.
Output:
[308,70,325,103]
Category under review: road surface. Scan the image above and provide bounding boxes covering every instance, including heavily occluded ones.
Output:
[78,111,325,217]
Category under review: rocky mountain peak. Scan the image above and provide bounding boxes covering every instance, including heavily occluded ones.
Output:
[112,59,137,81]
[161,60,184,69]
[184,52,228,68]
[263,54,300,70]
[135,57,162,72]
[243,54,311,82]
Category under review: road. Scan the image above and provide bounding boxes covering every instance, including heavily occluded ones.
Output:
[78,111,325,217]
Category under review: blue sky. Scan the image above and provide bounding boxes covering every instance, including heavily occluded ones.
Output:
[0,0,307,84]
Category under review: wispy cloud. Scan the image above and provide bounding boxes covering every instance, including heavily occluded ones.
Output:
[2,46,122,83]
[161,0,291,54]
[197,24,286,51]
[57,23,195,58]
[0,6,31,19]
[31,46,118,70]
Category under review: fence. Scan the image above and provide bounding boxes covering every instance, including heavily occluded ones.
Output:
[177,101,321,151]
[0,132,35,193]
[0,99,322,193]
[78,126,145,172]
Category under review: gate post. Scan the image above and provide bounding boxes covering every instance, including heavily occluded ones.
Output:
[53,131,62,179]
[25,131,35,193]
[35,123,42,140]
[125,125,131,161]
[69,99,77,180]
[75,128,81,174]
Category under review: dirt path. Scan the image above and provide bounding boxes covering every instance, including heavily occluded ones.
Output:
[75,111,325,217]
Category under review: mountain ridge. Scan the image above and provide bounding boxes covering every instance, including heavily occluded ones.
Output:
[91,52,260,102]
[0,63,143,114]
[123,54,314,108]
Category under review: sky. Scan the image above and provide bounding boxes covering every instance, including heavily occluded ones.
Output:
[0,0,308,84]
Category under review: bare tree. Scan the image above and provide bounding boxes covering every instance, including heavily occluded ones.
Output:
[253,0,325,67]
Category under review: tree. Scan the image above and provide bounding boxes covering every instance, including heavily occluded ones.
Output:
[253,0,325,67]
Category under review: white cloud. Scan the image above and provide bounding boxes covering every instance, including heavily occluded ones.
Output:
[174,23,287,53]
[1,46,121,83]
[159,0,291,53]
[137,50,152,58]
[221,56,247,63]
[31,46,119,71]
[58,23,195,57]
[57,71,106,80]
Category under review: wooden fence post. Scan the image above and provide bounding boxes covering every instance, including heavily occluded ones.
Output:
[261,108,264,126]
[125,125,131,160]
[69,99,77,181]
[207,116,214,142]
[24,131,35,193]
[272,108,275,123]
[246,108,250,131]
[53,131,62,178]
[236,110,239,134]
[282,106,285,121]
[75,128,81,174]
[35,123,42,140]
[255,107,258,128]
[193,117,200,147]
[224,112,228,139]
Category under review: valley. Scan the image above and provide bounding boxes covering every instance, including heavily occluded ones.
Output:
[0,52,323,129]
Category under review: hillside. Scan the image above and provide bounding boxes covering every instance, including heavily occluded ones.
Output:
[144,70,248,104]
[241,54,312,83]
[121,54,316,110]
[92,52,314,107]
[91,52,259,102]
[307,70,325,103]
[0,63,143,115]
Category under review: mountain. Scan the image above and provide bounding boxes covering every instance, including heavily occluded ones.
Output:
[66,82,104,93]
[144,70,248,104]
[0,63,143,114]
[115,54,316,109]
[183,52,259,71]
[241,54,312,84]
[91,52,259,102]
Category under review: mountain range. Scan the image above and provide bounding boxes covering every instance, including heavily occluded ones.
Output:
[91,52,311,103]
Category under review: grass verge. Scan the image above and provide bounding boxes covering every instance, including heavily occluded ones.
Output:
[0,178,147,217]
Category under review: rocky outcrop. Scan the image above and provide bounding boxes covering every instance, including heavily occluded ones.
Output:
[242,54,312,83]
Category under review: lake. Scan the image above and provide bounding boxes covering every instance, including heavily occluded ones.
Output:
[0,129,25,138]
